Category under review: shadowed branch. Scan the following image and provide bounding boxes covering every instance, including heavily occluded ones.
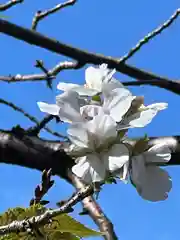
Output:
[1,18,179,94]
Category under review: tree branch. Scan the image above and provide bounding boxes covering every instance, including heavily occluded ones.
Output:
[0,98,66,138]
[0,60,79,83]
[123,79,180,95]
[70,173,118,240]
[32,0,77,30]
[0,130,74,182]
[0,19,178,93]
[0,0,23,11]
[29,169,54,205]
[120,8,180,62]
[0,184,93,236]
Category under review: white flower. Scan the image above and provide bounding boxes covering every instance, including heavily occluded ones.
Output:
[70,113,129,183]
[130,143,172,201]
[37,91,89,123]
[117,102,168,129]
[57,64,120,96]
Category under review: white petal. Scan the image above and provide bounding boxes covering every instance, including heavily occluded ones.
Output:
[88,154,106,182]
[37,102,60,115]
[124,102,168,128]
[56,91,81,123]
[72,154,106,183]
[103,143,129,172]
[126,109,157,128]
[103,88,135,122]
[86,114,117,148]
[72,87,99,96]
[72,156,90,179]
[68,123,92,150]
[137,166,172,202]
[85,66,108,92]
[131,155,146,188]
[102,78,125,95]
[80,105,103,120]
[146,102,168,111]
[57,82,80,91]
[145,143,171,164]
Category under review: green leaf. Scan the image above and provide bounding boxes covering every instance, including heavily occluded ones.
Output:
[46,214,102,238]
[92,95,101,102]
[0,205,102,239]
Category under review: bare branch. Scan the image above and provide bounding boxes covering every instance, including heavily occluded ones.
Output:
[70,173,118,240]
[120,8,180,62]
[0,19,178,91]
[32,0,77,30]
[0,0,23,11]
[123,79,180,95]
[0,61,79,83]
[30,169,54,205]
[0,184,93,236]
[0,98,66,139]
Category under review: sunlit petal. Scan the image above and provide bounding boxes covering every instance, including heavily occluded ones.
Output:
[145,143,171,163]
[103,144,129,172]
[37,102,60,115]
[103,88,135,122]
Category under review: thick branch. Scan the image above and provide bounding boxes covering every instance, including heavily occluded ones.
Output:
[123,79,180,95]
[0,0,23,11]
[32,0,77,30]
[0,19,178,92]
[0,184,93,236]
[0,130,74,182]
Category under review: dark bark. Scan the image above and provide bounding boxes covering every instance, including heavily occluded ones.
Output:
[0,19,179,95]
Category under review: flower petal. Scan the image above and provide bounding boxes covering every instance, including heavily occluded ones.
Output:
[137,166,172,202]
[72,154,106,183]
[103,143,129,172]
[57,82,80,91]
[56,91,82,123]
[86,114,117,148]
[121,102,168,128]
[85,65,115,92]
[37,102,60,115]
[88,154,106,182]
[67,123,92,150]
[102,78,125,95]
[72,156,92,183]
[80,105,103,120]
[103,88,135,122]
[145,143,171,164]
[130,155,146,189]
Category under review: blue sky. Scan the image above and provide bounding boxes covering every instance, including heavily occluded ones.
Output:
[0,0,180,239]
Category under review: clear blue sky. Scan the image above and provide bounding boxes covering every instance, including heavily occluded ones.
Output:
[0,0,180,239]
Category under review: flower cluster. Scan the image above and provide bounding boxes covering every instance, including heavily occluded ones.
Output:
[38,64,172,202]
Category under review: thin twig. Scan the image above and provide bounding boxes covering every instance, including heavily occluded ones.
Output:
[0,0,23,11]
[0,185,93,236]
[120,8,180,62]
[0,61,79,83]
[30,169,54,205]
[32,0,77,30]
[0,98,66,139]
